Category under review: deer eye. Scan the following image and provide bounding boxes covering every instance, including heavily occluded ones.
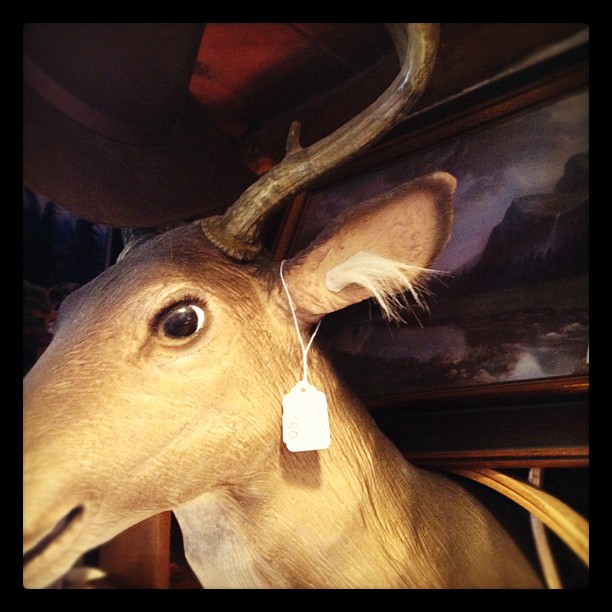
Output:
[156,302,205,339]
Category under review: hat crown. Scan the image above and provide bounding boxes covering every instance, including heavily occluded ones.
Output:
[24,23,204,132]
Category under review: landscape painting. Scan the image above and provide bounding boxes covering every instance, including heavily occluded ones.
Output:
[285,89,589,399]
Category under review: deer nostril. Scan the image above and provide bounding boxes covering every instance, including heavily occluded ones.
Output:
[23,506,84,566]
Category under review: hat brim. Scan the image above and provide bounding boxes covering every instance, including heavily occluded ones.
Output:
[23,82,257,228]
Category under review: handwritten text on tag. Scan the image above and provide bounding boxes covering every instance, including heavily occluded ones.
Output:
[282,382,330,452]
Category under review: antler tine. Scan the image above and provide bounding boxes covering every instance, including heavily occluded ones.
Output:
[201,23,440,261]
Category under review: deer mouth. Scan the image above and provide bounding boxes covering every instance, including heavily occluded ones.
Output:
[23,506,84,576]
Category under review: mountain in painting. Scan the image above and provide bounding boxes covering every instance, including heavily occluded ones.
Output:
[454,151,588,291]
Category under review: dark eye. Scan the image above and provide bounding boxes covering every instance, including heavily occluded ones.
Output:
[158,303,205,339]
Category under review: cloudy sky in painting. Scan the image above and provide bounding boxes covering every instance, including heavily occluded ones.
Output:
[300,90,589,273]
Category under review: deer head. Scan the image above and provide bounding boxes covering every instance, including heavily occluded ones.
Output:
[24,25,540,590]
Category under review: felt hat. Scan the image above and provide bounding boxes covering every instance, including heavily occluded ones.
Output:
[23,23,256,228]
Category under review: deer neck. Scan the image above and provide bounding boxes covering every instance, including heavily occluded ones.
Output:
[173,351,430,588]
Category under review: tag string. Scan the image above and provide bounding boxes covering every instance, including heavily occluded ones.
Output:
[279,260,321,384]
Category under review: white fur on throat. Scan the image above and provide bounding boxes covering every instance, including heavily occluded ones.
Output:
[325,250,448,323]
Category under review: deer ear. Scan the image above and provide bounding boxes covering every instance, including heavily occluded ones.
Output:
[282,171,456,323]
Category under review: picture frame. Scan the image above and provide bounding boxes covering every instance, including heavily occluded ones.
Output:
[273,43,589,467]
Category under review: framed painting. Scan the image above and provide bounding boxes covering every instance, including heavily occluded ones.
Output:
[273,44,589,457]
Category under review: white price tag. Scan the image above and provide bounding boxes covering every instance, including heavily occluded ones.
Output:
[282,382,330,452]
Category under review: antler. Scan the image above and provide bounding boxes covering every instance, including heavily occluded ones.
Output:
[200,23,440,261]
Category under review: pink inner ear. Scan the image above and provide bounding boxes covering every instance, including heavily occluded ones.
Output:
[283,171,456,321]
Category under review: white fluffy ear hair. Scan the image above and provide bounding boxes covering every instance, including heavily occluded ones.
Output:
[325,250,448,323]
[281,171,456,323]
